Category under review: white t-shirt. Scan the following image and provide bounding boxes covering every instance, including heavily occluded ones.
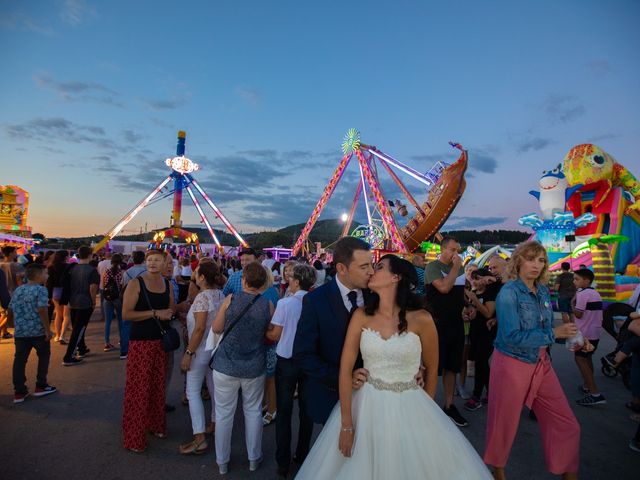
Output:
[272,290,308,358]
[97,259,112,289]
[187,289,225,354]
[262,258,276,271]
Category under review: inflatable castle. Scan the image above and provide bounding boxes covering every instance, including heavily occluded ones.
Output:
[519,144,640,302]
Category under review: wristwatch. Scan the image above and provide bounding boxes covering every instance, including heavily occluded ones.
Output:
[185,349,195,357]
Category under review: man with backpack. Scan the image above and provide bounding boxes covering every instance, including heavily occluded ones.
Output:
[61,246,99,366]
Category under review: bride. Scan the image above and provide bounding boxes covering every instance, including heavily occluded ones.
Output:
[295,254,492,479]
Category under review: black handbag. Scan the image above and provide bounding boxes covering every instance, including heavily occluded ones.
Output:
[138,277,181,352]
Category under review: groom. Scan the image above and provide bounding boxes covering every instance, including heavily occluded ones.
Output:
[293,236,373,426]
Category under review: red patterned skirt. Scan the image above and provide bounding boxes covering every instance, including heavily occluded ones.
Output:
[122,340,167,451]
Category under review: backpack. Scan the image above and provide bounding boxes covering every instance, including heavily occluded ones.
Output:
[103,273,120,302]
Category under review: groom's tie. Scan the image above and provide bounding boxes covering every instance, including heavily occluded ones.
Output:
[347,290,359,315]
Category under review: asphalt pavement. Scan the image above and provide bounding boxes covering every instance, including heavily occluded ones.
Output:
[0,310,638,480]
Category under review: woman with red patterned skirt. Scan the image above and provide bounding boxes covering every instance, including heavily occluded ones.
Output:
[121,249,175,453]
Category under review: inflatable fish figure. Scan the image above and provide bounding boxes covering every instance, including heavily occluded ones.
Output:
[563,144,640,215]
[552,211,576,226]
[574,212,597,228]
[518,213,544,229]
[529,164,582,219]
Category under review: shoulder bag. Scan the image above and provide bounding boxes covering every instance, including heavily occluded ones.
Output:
[138,277,181,352]
[209,293,262,369]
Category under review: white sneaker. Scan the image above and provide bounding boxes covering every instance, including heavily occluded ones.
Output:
[457,384,471,400]
[249,456,263,472]
[218,463,228,475]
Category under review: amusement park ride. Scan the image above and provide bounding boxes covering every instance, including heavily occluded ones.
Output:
[292,129,468,256]
[93,131,248,253]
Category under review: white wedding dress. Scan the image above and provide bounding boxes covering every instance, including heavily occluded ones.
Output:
[295,328,492,479]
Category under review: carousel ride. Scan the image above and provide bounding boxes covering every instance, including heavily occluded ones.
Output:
[292,129,468,256]
[93,131,248,254]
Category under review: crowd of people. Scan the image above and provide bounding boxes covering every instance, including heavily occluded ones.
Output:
[1,237,640,479]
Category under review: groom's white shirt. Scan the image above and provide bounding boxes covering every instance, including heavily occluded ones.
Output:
[335,275,364,312]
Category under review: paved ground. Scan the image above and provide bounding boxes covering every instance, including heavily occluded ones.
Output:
[0,310,638,480]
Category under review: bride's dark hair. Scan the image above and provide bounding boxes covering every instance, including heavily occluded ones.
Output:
[364,254,423,333]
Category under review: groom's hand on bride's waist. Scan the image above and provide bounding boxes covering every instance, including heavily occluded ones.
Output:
[415,366,426,388]
[352,368,369,389]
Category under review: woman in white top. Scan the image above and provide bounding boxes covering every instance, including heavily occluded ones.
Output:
[178,262,226,455]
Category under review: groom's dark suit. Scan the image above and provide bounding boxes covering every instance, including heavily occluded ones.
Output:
[292,278,366,424]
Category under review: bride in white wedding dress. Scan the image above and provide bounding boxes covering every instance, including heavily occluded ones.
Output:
[295,254,492,479]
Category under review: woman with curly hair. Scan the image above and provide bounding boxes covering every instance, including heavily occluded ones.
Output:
[296,254,492,479]
[484,241,586,480]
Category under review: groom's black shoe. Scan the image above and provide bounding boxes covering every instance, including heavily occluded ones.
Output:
[444,404,469,427]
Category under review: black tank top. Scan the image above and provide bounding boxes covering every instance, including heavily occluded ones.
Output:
[130,277,171,341]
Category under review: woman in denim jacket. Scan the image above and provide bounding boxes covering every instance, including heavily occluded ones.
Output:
[484,241,588,480]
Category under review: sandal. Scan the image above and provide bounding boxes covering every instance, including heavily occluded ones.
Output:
[263,411,276,426]
[126,447,145,454]
[201,388,210,401]
[179,438,208,455]
[152,432,167,439]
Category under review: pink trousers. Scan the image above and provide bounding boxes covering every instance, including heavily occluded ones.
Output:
[483,349,580,474]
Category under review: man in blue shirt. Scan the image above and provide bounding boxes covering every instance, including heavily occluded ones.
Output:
[223,248,258,296]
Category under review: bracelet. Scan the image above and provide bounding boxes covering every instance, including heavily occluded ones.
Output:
[341,426,354,433]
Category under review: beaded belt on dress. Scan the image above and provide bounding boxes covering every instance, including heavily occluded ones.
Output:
[367,376,420,392]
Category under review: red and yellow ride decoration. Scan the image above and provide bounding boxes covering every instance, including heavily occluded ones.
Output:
[93,131,248,253]
[292,130,468,256]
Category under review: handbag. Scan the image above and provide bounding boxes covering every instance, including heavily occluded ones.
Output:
[209,293,262,369]
[138,277,181,352]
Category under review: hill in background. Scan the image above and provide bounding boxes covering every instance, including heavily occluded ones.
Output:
[42,219,529,251]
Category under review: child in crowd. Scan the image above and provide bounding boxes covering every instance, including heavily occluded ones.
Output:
[603,309,640,369]
[9,263,57,403]
[572,268,605,406]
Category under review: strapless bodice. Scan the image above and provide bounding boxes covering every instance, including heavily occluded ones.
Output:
[360,328,421,385]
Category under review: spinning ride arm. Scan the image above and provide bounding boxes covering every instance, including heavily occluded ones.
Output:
[355,150,407,253]
[341,181,363,238]
[188,177,249,248]
[93,176,173,253]
[292,153,353,256]
[363,146,434,187]
[377,158,425,215]
[185,185,223,252]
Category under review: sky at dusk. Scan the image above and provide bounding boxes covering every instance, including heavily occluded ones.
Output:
[1,0,639,241]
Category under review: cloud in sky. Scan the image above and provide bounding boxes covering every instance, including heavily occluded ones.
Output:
[442,216,508,230]
[60,0,96,26]
[588,133,621,142]
[584,60,612,78]
[469,150,498,174]
[5,117,116,150]
[142,95,189,110]
[516,137,553,153]
[0,12,54,35]
[34,72,124,107]
[235,86,262,107]
[542,94,586,124]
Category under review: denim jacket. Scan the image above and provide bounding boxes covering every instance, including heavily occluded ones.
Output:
[494,279,555,364]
